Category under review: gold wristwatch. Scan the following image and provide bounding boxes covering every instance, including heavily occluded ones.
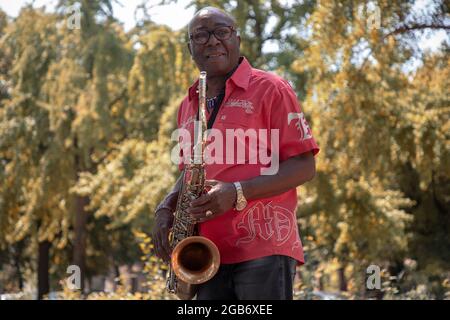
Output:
[233,182,248,211]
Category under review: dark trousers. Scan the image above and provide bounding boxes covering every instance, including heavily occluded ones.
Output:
[196,255,297,300]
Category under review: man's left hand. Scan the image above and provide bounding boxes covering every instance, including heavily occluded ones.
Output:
[188,179,237,222]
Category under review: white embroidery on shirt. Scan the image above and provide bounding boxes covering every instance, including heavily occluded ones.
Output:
[287,112,312,141]
[224,99,254,114]
[236,201,293,247]
[180,115,196,129]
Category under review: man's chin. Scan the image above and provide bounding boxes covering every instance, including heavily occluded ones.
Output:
[204,64,231,77]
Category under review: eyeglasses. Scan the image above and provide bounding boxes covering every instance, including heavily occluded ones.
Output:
[189,26,236,45]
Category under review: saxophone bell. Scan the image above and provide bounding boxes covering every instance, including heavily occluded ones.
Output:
[172,236,220,284]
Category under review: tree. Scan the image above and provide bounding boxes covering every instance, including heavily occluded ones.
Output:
[0,6,63,299]
[0,1,133,296]
[398,51,449,289]
[292,0,449,295]
[49,0,133,292]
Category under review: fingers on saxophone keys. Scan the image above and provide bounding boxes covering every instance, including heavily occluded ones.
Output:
[190,210,208,220]
[191,210,213,223]
[188,201,210,214]
[190,194,211,207]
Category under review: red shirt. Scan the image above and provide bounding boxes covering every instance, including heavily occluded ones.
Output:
[176,57,319,264]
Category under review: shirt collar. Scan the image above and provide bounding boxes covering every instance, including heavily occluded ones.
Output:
[188,56,252,101]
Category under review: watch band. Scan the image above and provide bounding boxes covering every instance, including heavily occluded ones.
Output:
[233,181,247,211]
[233,181,242,200]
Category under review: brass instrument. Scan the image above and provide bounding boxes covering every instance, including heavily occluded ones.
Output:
[166,71,220,300]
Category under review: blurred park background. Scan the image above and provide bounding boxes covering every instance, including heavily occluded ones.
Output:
[0,0,449,300]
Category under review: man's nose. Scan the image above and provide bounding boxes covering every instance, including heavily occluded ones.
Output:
[206,32,221,46]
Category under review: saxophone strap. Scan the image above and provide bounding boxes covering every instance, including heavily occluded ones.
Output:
[207,92,225,129]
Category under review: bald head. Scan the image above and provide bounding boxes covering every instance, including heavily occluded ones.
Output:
[188,7,237,35]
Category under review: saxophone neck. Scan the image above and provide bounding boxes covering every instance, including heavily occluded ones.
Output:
[193,71,207,165]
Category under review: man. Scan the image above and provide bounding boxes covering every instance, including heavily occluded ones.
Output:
[152,7,319,300]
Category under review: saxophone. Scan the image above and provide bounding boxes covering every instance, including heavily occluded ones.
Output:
[166,71,220,300]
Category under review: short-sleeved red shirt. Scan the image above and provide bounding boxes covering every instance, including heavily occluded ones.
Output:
[176,57,319,264]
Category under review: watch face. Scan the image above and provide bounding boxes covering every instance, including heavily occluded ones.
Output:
[236,200,247,211]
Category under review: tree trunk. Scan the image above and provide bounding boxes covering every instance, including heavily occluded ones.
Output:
[73,140,90,295]
[313,269,324,291]
[37,240,50,299]
[12,241,24,291]
[14,250,24,290]
[73,194,88,294]
[338,266,348,292]
[114,264,120,291]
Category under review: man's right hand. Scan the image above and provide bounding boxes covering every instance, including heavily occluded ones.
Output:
[151,209,174,263]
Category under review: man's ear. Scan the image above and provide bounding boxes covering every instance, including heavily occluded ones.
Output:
[237,35,241,48]
[187,42,192,56]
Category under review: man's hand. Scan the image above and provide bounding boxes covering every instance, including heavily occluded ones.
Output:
[188,180,237,222]
[151,209,174,263]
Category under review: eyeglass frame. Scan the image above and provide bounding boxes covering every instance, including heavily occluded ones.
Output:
[188,25,237,45]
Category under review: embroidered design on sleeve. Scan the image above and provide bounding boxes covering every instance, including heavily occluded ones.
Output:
[287,112,312,141]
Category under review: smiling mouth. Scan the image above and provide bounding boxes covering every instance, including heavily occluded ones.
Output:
[206,53,226,59]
